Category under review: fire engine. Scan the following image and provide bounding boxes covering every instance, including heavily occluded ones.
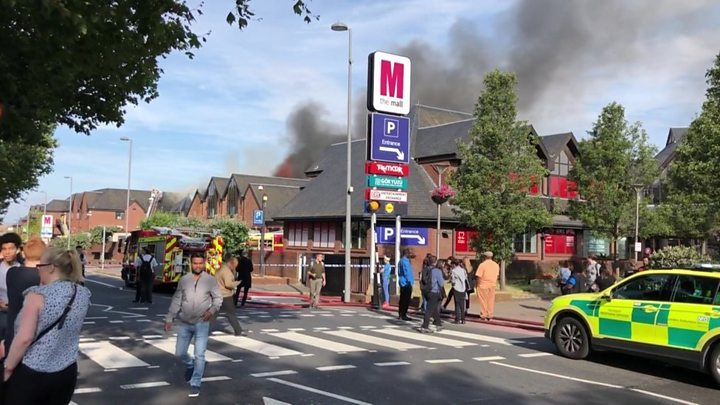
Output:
[121,227,224,288]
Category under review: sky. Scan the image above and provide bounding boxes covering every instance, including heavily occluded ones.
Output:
[5,0,720,223]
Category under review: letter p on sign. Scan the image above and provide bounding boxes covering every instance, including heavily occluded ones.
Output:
[384,227,394,241]
[384,118,398,137]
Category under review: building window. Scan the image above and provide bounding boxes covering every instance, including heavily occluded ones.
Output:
[584,231,609,257]
[206,191,217,218]
[115,211,124,220]
[552,151,572,176]
[342,221,368,249]
[227,184,238,217]
[544,229,576,255]
[287,222,309,247]
[513,230,537,254]
[313,222,336,249]
[549,176,578,199]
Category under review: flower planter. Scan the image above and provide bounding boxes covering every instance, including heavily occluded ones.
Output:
[431,195,449,204]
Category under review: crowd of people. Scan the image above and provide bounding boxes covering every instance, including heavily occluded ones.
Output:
[556,255,622,294]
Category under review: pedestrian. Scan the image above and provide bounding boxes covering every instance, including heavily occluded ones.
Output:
[164,253,222,398]
[0,232,23,339]
[307,254,326,309]
[2,247,91,405]
[133,247,158,304]
[556,260,572,291]
[234,250,253,307]
[475,251,500,321]
[3,236,44,354]
[381,255,392,309]
[442,256,455,310]
[586,255,600,292]
[419,256,444,333]
[637,256,650,273]
[75,245,86,279]
[397,248,415,321]
[596,265,617,291]
[450,258,468,324]
[215,253,244,336]
[564,267,588,295]
[418,254,434,315]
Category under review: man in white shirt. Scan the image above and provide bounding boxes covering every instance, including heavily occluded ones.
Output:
[0,233,22,338]
[134,247,159,304]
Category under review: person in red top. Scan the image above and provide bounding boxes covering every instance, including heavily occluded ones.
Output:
[475,251,500,321]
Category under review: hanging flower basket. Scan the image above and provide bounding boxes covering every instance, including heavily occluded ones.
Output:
[431,185,456,205]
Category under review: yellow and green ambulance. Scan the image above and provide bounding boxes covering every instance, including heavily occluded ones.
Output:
[545,266,720,385]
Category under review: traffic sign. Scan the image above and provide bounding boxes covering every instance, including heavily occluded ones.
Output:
[364,201,407,216]
[253,209,264,226]
[365,189,408,203]
[365,161,409,177]
[367,51,412,115]
[41,215,53,239]
[367,175,407,190]
[376,226,428,246]
[367,113,410,164]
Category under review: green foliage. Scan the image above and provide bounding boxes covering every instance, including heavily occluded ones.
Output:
[140,212,204,230]
[209,217,249,256]
[568,102,658,256]
[89,226,122,244]
[50,232,93,250]
[449,70,552,264]
[649,245,710,269]
[666,52,720,240]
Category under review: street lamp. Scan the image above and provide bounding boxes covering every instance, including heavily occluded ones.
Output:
[432,164,450,258]
[332,21,353,303]
[40,190,47,217]
[120,137,133,235]
[64,176,73,250]
[633,184,644,261]
[260,190,268,277]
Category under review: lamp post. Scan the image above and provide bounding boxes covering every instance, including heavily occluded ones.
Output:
[64,176,73,250]
[633,185,643,261]
[332,21,353,303]
[432,164,450,258]
[41,190,47,217]
[120,137,133,235]
[260,187,268,277]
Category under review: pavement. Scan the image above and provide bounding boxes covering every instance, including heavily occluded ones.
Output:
[72,269,720,405]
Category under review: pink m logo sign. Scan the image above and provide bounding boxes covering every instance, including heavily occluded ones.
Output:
[380,60,404,98]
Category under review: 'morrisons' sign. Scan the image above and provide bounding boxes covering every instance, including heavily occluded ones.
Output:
[367,51,411,115]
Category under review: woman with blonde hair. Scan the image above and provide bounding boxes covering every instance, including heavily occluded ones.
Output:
[2,248,91,404]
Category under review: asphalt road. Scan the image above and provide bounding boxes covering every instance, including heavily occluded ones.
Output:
[70,271,720,405]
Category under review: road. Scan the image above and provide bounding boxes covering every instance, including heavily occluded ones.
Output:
[71,271,719,404]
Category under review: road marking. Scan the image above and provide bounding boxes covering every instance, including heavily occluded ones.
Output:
[232,359,243,362]
[251,370,297,378]
[79,337,95,342]
[104,369,117,372]
[278,314,293,318]
[74,387,102,394]
[259,315,272,318]
[324,330,426,351]
[374,361,411,367]
[337,326,354,330]
[120,381,170,390]
[263,397,291,405]
[473,356,506,361]
[83,321,96,325]
[517,352,553,358]
[136,319,151,322]
[147,365,160,369]
[84,278,120,288]
[267,378,372,405]
[80,341,150,369]
[313,327,330,331]
[261,329,280,332]
[300,314,315,317]
[109,336,131,340]
[211,334,303,357]
[425,359,463,364]
[142,335,163,339]
[269,331,366,353]
[201,376,232,382]
[630,389,699,405]
[340,314,353,317]
[359,326,376,329]
[437,329,521,346]
[109,320,124,323]
[128,307,149,310]
[316,365,356,371]
[374,328,476,347]
[320,314,334,317]
[85,316,109,320]
[288,328,305,331]
[144,338,232,362]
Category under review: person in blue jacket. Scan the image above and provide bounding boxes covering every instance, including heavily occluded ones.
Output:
[397,248,415,321]
[382,255,392,309]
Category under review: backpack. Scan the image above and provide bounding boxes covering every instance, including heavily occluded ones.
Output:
[420,266,433,293]
[139,255,153,276]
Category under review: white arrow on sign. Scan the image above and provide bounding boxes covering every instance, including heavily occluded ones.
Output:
[378,146,404,160]
[400,234,426,244]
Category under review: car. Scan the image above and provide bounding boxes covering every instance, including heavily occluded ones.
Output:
[544,266,720,386]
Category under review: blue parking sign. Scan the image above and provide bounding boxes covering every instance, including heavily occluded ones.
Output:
[367,113,410,164]
[253,209,264,226]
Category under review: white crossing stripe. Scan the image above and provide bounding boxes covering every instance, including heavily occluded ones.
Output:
[212,335,303,357]
[80,341,150,369]
[74,387,102,394]
[251,370,298,378]
[316,365,356,371]
[324,330,426,351]
[518,352,553,358]
[120,381,170,390]
[288,328,305,331]
[374,361,410,367]
[425,359,463,364]
[474,356,505,361]
[269,332,366,353]
[201,376,232,382]
[267,378,372,405]
[144,338,232,362]
[373,328,476,347]
[437,329,522,346]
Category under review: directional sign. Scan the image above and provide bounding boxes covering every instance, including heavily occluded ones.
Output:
[253,209,264,226]
[367,113,410,164]
[41,215,53,239]
[367,175,407,190]
[365,189,408,203]
[365,161,409,177]
[376,226,428,246]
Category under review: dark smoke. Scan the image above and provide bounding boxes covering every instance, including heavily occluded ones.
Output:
[276,0,712,175]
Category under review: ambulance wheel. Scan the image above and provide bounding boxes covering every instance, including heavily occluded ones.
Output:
[554,316,590,359]
[708,343,720,386]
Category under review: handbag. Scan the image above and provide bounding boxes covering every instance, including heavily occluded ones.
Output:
[0,284,77,395]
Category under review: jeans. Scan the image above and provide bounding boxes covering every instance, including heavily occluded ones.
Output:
[453,290,466,322]
[309,278,323,308]
[421,291,442,329]
[175,321,210,388]
[398,285,412,318]
[382,276,390,304]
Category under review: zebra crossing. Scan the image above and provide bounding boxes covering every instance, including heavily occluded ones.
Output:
[77,325,545,371]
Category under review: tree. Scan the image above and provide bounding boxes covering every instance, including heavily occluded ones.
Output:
[209,217,249,256]
[449,70,552,289]
[568,102,658,259]
[0,1,318,217]
[666,51,720,251]
[140,212,204,230]
[89,226,122,244]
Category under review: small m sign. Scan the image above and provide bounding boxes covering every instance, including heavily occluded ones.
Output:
[367,51,411,115]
